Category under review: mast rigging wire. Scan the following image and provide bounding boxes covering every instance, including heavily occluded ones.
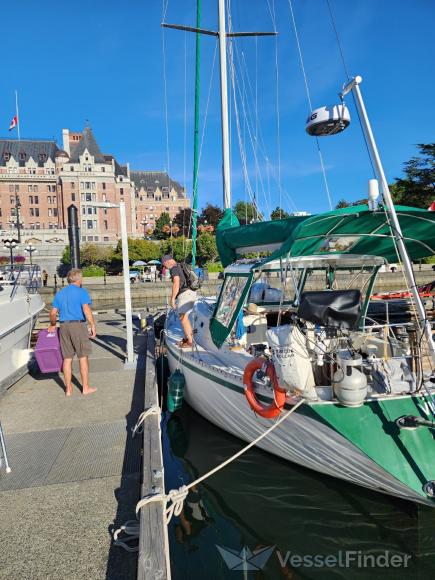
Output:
[287,0,333,210]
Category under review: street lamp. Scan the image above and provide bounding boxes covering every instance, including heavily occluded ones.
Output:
[3,238,18,270]
[25,244,37,266]
[140,218,148,238]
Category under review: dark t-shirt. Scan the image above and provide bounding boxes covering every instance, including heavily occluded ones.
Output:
[169,263,187,297]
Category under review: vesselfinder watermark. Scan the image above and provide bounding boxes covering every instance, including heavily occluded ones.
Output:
[216,545,412,571]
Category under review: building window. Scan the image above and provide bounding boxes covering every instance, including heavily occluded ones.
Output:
[9,185,14,192]
[92,182,96,189]
[34,196,39,204]
[48,208,52,217]
[71,192,76,202]
[87,220,93,229]
[103,236,109,241]
[33,185,38,192]
[85,193,92,201]
[120,188,124,195]
[80,182,84,190]
[102,182,106,190]
[53,208,58,217]
[93,220,97,229]
[70,166,74,171]
[29,167,36,174]
[102,167,105,172]
[82,207,86,215]
[29,196,33,204]
[10,196,14,204]
[39,153,47,162]
[104,220,108,230]
[35,208,40,217]
[92,193,96,201]
[82,220,86,229]
[47,196,51,204]
[19,152,26,161]
[103,208,107,215]
[3,152,10,161]
[102,193,106,202]
[71,182,75,188]
[30,208,34,217]
[87,207,93,215]
[35,222,40,229]
[28,185,33,193]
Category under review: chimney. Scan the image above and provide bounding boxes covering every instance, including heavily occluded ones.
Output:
[62,129,70,156]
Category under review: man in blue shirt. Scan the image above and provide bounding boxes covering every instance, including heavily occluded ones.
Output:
[48,268,97,396]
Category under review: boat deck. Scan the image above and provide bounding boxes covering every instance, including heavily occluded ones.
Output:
[0,312,147,580]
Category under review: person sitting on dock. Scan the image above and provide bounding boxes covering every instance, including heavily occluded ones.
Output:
[48,268,97,396]
[162,255,196,348]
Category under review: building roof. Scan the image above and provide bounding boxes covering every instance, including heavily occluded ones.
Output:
[104,154,128,178]
[0,139,58,167]
[130,171,185,197]
[69,127,106,163]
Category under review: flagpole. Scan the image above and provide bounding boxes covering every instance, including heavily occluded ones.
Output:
[15,90,20,141]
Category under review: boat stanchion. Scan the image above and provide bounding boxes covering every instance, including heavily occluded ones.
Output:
[0,420,12,474]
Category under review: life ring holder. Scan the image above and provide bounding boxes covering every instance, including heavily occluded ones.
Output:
[243,358,286,419]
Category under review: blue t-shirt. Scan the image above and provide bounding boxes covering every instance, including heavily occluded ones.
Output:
[52,285,92,322]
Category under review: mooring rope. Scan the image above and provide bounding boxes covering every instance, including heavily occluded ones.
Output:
[135,397,305,525]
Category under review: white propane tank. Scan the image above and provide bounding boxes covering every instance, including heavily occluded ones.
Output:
[333,351,367,407]
[368,179,380,210]
[306,104,350,136]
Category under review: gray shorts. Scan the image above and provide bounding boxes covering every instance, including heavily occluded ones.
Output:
[176,289,197,315]
[59,322,92,359]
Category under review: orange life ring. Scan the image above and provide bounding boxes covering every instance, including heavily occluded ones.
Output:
[243,358,286,419]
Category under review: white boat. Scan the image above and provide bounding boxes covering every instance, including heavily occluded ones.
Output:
[165,0,435,506]
[0,266,44,396]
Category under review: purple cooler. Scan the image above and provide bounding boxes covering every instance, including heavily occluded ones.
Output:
[34,329,63,373]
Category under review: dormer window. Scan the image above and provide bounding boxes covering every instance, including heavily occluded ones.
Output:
[4,152,10,161]
[39,153,47,162]
[19,152,26,161]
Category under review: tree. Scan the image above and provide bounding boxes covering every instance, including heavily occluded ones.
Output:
[154,212,171,239]
[270,206,290,220]
[391,144,435,208]
[233,201,263,225]
[173,208,193,237]
[199,203,223,228]
[196,233,218,265]
[60,243,113,266]
[335,198,369,209]
[111,238,160,263]
[160,236,192,263]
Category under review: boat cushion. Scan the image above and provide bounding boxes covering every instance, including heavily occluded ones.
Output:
[297,290,361,330]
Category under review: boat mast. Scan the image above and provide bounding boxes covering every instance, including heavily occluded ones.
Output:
[342,76,435,361]
[191,0,202,267]
[218,0,231,210]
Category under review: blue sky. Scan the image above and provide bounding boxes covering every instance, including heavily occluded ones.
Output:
[1,0,434,216]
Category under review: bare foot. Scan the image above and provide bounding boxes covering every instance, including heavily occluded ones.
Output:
[82,387,97,395]
[65,387,73,397]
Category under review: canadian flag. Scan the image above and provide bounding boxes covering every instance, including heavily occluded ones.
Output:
[9,115,18,131]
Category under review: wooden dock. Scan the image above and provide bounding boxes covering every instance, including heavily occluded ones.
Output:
[137,324,170,579]
[0,311,170,580]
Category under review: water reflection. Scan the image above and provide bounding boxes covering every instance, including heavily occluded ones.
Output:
[163,404,435,579]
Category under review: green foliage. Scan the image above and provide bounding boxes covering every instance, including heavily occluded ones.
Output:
[335,198,367,209]
[392,144,435,208]
[199,203,223,227]
[61,246,71,265]
[173,208,193,237]
[112,238,160,263]
[233,201,263,225]
[160,236,192,263]
[205,261,223,272]
[270,206,290,220]
[421,255,435,264]
[196,233,218,265]
[336,144,435,210]
[154,211,171,239]
[82,265,105,277]
[61,243,113,266]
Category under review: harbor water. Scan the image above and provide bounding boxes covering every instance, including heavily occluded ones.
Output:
[162,402,435,579]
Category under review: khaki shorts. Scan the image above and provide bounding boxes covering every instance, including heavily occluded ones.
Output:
[59,322,92,359]
[176,289,197,315]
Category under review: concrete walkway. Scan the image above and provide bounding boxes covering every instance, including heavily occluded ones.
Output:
[0,313,146,580]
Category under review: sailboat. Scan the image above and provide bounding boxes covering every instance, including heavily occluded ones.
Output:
[165,0,435,506]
